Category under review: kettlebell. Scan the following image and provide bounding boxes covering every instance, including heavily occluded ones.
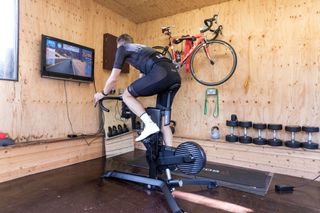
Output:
[107,126,113,137]
[123,124,129,133]
[117,124,123,134]
[211,126,220,140]
[112,125,118,136]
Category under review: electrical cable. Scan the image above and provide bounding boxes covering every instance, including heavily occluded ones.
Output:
[63,80,106,146]
[64,81,75,134]
[80,80,106,145]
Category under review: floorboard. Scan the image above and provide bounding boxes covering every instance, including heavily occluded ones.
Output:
[0,150,319,213]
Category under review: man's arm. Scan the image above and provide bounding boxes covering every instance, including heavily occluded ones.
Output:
[102,68,121,95]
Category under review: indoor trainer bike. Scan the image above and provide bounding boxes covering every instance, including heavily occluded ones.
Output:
[153,14,237,86]
[99,84,217,213]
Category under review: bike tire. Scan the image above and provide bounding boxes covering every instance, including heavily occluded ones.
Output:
[152,46,172,60]
[190,40,237,86]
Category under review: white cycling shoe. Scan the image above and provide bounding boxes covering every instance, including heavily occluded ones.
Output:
[135,122,160,141]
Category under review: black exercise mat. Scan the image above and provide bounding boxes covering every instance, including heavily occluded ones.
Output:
[128,156,273,196]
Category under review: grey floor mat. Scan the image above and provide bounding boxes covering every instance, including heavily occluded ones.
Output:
[128,156,273,196]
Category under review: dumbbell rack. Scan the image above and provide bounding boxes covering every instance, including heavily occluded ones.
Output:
[107,124,130,138]
[224,116,319,150]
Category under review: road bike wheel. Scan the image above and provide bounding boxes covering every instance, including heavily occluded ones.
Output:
[190,40,237,86]
[152,46,172,60]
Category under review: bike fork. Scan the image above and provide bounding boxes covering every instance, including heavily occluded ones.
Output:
[203,43,215,65]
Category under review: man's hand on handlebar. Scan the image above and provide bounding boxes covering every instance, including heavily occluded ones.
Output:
[94,91,107,107]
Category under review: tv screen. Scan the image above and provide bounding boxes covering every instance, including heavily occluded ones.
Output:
[41,35,94,82]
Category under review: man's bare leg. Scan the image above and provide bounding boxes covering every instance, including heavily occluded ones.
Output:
[122,89,160,141]
[122,89,145,117]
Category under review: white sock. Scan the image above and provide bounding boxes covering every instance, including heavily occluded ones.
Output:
[140,113,154,126]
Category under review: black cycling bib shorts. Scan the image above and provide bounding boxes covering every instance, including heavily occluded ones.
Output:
[113,43,181,109]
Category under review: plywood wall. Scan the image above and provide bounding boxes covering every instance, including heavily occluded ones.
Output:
[0,136,104,183]
[0,0,138,143]
[136,0,320,142]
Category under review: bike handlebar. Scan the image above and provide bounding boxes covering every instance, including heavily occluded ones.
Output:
[98,96,122,112]
[200,14,218,33]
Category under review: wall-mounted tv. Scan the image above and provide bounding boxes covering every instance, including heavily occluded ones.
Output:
[41,35,94,82]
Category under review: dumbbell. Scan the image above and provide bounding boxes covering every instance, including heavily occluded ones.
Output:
[117,124,123,134]
[225,115,238,142]
[238,121,253,144]
[107,126,113,137]
[123,124,129,133]
[267,124,283,146]
[253,123,267,145]
[284,126,301,148]
[302,126,319,149]
[112,125,119,136]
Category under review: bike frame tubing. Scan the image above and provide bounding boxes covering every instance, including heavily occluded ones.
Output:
[168,33,209,66]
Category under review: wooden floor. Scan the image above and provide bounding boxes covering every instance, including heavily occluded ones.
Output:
[0,150,319,213]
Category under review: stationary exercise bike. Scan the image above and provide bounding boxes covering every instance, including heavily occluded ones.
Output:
[99,84,217,213]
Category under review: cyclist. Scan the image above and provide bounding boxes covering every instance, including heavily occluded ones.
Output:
[94,34,181,146]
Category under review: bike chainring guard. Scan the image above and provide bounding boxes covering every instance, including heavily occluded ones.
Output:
[175,141,206,175]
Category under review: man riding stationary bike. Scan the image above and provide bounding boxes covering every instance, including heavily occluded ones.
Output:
[94,34,181,145]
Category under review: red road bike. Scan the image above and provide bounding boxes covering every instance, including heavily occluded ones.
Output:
[153,15,237,86]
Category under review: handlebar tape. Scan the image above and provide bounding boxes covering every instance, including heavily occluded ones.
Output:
[200,15,218,33]
[98,96,123,112]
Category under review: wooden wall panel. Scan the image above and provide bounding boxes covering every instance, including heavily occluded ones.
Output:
[136,0,320,142]
[0,136,104,183]
[0,0,139,143]
[105,133,134,158]
[134,0,320,179]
